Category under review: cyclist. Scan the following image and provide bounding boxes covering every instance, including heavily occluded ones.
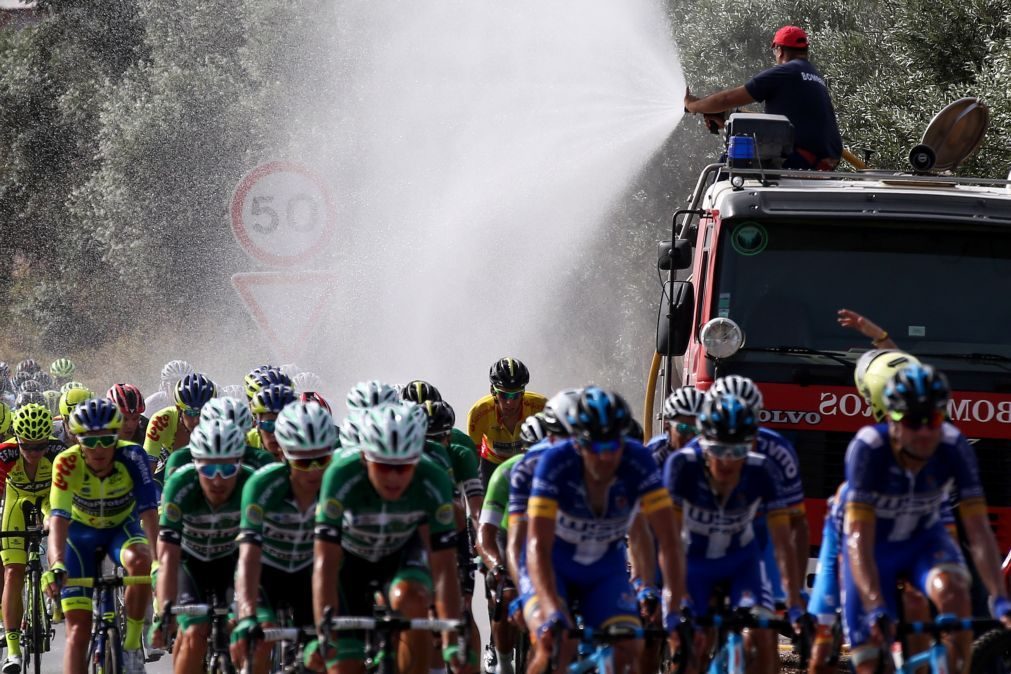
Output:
[0,403,63,674]
[232,400,333,674]
[144,373,217,476]
[242,367,294,445]
[55,387,94,447]
[107,383,150,444]
[312,402,469,674]
[163,397,274,481]
[47,398,159,674]
[853,349,921,422]
[291,371,323,394]
[402,379,478,454]
[50,358,76,388]
[152,419,252,674]
[525,387,684,674]
[248,384,297,461]
[146,360,196,414]
[646,386,704,466]
[843,364,1011,674]
[0,402,12,441]
[664,391,805,674]
[467,358,547,486]
[16,359,41,377]
[346,380,400,412]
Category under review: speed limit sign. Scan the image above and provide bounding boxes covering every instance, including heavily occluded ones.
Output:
[229,161,337,267]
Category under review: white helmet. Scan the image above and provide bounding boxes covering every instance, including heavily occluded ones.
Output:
[339,411,367,449]
[189,419,245,461]
[710,375,763,413]
[346,380,399,411]
[275,401,337,456]
[358,402,427,465]
[279,363,303,378]
[161,359,195,394]
[218,384,245,400]
[291,371,324,393]
[662,387,705,420]
[200,397,254,433]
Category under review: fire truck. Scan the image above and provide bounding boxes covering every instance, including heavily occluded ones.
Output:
[646,99,1011,553]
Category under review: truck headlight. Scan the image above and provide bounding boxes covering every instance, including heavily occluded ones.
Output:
[700,317,744,359]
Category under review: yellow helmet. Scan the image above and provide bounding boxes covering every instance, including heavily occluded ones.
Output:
[0,402,12,439]
[12,404,53,442]
[60,387,94,418]
[854,349,921,421]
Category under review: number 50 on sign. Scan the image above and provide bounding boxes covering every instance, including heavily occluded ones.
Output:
[230,161,337,268]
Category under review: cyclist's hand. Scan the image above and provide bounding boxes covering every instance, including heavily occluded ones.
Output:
[443,644,477,674]
[229,616,260,668]
[148,615,170,650]
[42,561,66,600]
[787,605,807,634]
[990,596,1011,629]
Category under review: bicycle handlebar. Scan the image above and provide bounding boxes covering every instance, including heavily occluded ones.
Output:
[64,575,152,588]
[326,616,465,632]
[897,616,1003,637]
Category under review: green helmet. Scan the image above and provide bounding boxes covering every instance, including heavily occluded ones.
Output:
[189,419,245,460]
[60,387,94,418]
[0,402,12,438]
[50,358,76,378]
[60,381,87,394]
[358,403,426,465]
[12,404,53,441]
[854,349,921,421]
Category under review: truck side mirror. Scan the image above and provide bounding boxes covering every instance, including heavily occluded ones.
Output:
[657,239,692,271]
[656,280,695,356]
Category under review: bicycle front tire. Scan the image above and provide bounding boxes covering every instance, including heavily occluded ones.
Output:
[971,628,1011,674]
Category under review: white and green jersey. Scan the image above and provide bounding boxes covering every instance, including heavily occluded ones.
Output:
[159,464,252,561]
[238,463,317,572]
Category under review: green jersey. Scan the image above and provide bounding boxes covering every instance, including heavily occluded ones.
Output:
[314,450,457,562]
[479,454,521,530]
[451,428,477,455]
[163,444,275,482]
[237,463,317,572]
[159,464,252,561]
[423,440,483,501]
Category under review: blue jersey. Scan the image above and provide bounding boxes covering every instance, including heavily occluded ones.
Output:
[507,444,550,519]
[646,433,672,468]
[528,439,671,569]
[664,446,788,560]
[844,422,984,544]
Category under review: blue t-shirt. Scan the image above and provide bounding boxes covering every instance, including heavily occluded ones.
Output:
[745,58,843,166]
[664,446,787,560]
[844,422,984,545]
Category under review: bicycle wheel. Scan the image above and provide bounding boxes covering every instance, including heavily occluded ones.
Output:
[27,566,44,674]
[971,629,1011,674]
[214,651,237,674]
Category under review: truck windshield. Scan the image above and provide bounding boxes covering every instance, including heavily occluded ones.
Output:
[715,219,1011,358]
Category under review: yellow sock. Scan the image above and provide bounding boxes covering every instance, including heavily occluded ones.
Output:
[124,617,144,650]
[5,629,20,656]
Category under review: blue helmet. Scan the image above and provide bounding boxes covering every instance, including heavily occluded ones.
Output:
[564,386,631,442]
[68,398,123,435]
[883,364,950,420]
[698,392,758,445]
[250,384,297,415]
[244,368,293,401]
[174,373,217,411]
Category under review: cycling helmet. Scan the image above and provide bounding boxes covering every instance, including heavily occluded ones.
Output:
[60,388,94,417]
[33,371,54,388]
[0,362,9,379]
[218,384,245,399]
[15,391,47,408]
[291,371,323,393]
[883,364,950,419]
[489,357,530,391]
[60,381,87,394]
[250,385,296,416]
[339,412,367,448]
[244,369,292,401]
[346,381,399,411]
[520,413,548,448]
[19,379,42,393]
[662,387,706,420]
[401,380,443,404]
[0,402,12,438]
[358,403,427,465]
[299,391,332,415]
[275,401,337,455]
[106,383,146,415]
[627,417,645,442]
[11,372,33,390]
[421,400,456,438]
[279,363,303,378]
[710,375,763,413]
[42,390,60,416]
[201,397,255,433]
[12,403,52,441]
[542,388,582,436]
[50,358,75,379]
[174,373,217,411]
[189,419,245,461]
[563,387,631,442]
[16,359,41,375]
[161,359,195,383]
[68,398,123,435]
[698,392,758,445]
[856,350,921,421]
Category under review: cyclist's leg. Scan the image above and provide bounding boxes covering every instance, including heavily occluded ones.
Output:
[806,515,841,674]
[489,530,517,674]
[62,522,105,674]
[522,569,576,674]
[110,515,152,653]
[841,542,901,674]
[389,534,437,674]
[576,566,643,674]
[1,496,28,666]
[730,552,776,674]
[173,555,231,674]
[913,529,972,674]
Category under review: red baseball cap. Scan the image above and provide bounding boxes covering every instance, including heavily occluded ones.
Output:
[772,25,809,49]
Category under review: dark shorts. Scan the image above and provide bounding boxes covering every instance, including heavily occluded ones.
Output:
[259,563,314,628]
[176,553,237,630]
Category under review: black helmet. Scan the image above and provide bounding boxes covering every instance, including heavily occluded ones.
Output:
[422,400,456,437]
[625,417,644,443]
[698,392,758,444]
[18,380,42,393]
[542,388,582,435]
[489,357,530,390]
[564,387,631,442]
[402,380,443,404]
[883,364,950,421]
[520,413,549,448]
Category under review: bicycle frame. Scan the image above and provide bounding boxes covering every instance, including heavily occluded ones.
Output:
[890,616,1002,674]
[168,596,235,674]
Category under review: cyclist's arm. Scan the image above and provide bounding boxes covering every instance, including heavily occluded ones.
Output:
[157,540,181,609]
[477,521,503,572]
[627,511,656,588]
[960,500,1007,601]
[768,509,803,608]
[791,509,810,591]
[505,515,526,586]
[47,513,69,568]
[140,509,158,552]
[643,491,685,615]
[420,524,465,648]
[235,542,262,620]
[312,538,343,629]
[844,506,883,610]
[526,498,561,618]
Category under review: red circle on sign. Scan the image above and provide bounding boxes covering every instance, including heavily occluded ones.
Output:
[230,161,337,267]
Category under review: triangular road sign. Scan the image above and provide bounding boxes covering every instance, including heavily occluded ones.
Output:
[231,271,337,362]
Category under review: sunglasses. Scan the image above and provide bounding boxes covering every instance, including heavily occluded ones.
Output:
[288,454,333,472]
[674,422,699,436]
[258,419,276,433]
[80,434,119,449]
[890,409,945,430]
[196,462,240,479]
[700,439,750,460]
[366,460,415,475]
[18,441,48,453]
[576,437,623,455]
[181,407,201,418]
[493,388,524,401]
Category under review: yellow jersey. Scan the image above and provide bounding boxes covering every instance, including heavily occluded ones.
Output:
[466,392,547,464]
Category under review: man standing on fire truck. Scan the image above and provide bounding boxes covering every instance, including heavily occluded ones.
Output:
[683,25,843,171]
